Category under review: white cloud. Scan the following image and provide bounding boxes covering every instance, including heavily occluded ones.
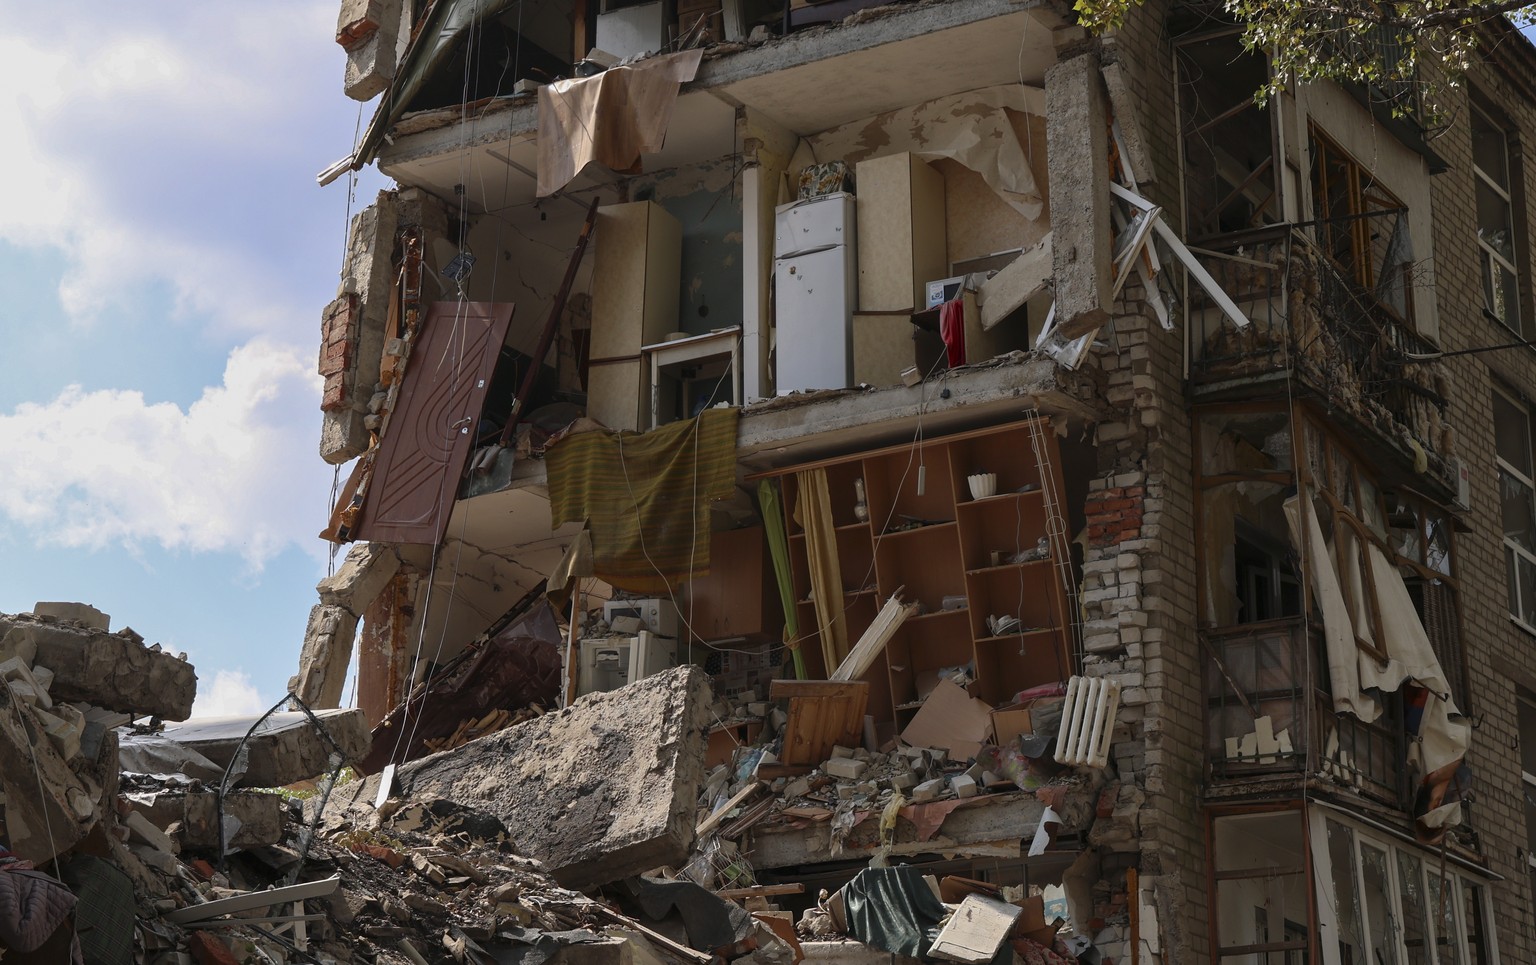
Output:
[0,339,331,567]
[194,669,269,718]
[0,2,371,340]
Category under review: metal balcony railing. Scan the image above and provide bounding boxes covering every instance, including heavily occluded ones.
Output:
[1187,212,1448,474]
[1204,617,1409,808]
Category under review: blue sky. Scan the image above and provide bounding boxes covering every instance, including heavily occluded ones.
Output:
[0,3,386,714]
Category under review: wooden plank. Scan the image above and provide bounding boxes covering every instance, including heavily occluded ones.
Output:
[716,883,805,899]
[769,680,867,699]
[928,894,1022,964]
[697,781,765,838]
[164,876,342,925]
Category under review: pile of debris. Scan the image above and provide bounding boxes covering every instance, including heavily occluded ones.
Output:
[2,607,797,965]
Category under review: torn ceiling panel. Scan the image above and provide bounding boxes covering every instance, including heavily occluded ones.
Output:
[715,8,1057,136]
[806,85,1048,220]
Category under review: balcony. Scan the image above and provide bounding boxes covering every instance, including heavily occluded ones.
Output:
[1187,213,1452,492]
[1204,618,1408,808]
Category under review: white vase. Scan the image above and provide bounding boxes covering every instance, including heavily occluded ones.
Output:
[967,473,997,500]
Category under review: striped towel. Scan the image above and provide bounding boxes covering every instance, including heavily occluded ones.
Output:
[547,407,740,593]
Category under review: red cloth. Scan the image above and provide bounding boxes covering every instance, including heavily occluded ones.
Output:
[939,298,966,367]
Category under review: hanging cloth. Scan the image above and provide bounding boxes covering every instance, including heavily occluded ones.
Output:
[793,468,849,673]
[757,479,805,679]
[546,408,739,593]
[939,298,967,368]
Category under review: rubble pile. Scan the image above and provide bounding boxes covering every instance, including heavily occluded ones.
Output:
[2,608,798,965]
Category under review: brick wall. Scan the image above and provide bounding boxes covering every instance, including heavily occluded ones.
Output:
[1418,47,1536,962]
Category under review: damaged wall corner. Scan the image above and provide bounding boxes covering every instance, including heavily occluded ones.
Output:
[321,190,401,465]
[339,0,406,101]
[1044,48,1112,341]
[356,548,431,727]
[293,542,402,710]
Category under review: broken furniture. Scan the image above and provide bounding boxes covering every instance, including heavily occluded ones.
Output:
[588,201,683,431]
[769,679,869,769]
[645,326,743,427]
[856,152,947,314]
[685,526,783,644]
[748,418,1076,724]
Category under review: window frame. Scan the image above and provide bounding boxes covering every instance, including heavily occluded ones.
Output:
[1471,102,1523,334]
[1493,386,1536,632]
[1309,810,1499,965]
[1518,690,1536,919]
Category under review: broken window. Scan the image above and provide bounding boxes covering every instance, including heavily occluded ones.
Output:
[1177,31,1279,241]
[1312,812,1497,965]
[1471,101,1523,334]
[1211,810,1310,962]
[1309,128,1413,321]
[1493,387,1536,628]
[1519,691,1536,919]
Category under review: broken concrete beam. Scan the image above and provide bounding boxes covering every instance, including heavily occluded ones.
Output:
[319,542,403,613]
[1,615,197,720]
[157,708,371,788]
[0,655,52,709]
[32,601,110,631]
[0,685,96,862]
[1045,49,1112,341]
[344,20,402,102]
[1101,60,1155,185]
[325,665,713,890]
[0,627,37,664]
[979,234,1052,332]
[291,604,361,711]
[125,809,180,855]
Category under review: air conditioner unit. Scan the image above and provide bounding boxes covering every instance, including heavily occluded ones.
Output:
[603,598,680,639]
[578,631,679,697]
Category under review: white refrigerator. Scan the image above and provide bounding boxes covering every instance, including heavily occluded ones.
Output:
[774,192,857,394]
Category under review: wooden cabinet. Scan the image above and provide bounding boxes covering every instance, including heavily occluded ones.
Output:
[686,526,783,643]
[750,419,1075,726]
[856,152,948,313]
[588,201,682,429]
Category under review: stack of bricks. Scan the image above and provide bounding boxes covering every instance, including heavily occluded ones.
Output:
[318,293,358,412]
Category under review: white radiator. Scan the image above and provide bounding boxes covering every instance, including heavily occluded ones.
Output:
[1054,675,1121,768]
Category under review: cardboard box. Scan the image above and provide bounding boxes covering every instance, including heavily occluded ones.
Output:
[990,703,1034,747]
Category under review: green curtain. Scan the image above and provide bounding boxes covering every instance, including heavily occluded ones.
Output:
[757,479,805,679]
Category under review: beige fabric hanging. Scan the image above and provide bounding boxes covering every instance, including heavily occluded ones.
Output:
[1284,492,1378,720]
[794,468,849,674]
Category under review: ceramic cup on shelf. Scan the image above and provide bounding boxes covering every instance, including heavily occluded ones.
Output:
[967,472,997,500]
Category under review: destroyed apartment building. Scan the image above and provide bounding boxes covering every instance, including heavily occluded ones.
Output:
[10,0,1536,962]
[292,0,1536,958]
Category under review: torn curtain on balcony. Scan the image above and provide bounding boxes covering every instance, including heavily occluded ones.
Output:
[537,49,704,198]
[1283,490,1470,832]
[546,407,739,593]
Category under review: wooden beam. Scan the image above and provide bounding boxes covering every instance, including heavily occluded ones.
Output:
[715,883,806,899]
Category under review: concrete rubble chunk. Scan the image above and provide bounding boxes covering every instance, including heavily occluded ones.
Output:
[119,735,227,781]
[32,601,110,631]
[324,665,714,890]
[0,684,95,862]
[0,614,197,721]
[157,708,371,788]
[126,789,284,851]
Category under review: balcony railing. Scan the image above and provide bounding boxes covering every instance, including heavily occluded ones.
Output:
[1204,618,1408,808]
[1187,213,1448,479]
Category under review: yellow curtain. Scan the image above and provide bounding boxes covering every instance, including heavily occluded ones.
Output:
[794,468,848,673]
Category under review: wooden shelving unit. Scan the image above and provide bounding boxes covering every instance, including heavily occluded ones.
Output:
[751,418,1077,725]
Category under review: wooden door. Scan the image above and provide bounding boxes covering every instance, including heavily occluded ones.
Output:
[355,301,515,545]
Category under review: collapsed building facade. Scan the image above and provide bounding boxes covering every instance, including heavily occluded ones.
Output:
[290,0,1536,961]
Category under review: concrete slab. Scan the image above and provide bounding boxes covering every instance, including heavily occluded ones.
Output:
[291,604,361,711]
[327,665,714,890]
[157,708,371,788]
[32,602,110,632]
[0,615,197,721]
